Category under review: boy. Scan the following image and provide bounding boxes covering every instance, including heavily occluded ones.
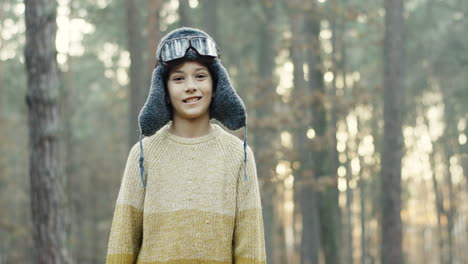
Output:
[106,27,266,264]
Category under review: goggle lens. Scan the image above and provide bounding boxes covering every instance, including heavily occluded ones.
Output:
[160,38,190,62]
[190,37,218,57]
[159,36,219,63]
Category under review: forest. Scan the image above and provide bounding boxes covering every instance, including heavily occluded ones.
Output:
[1,0,467,263]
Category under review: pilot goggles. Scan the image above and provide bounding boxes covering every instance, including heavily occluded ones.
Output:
[159,36,220,64]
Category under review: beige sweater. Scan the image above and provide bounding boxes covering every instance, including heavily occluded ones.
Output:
[106,123,266,264]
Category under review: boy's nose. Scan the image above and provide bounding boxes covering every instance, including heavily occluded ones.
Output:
[185,78,197,92]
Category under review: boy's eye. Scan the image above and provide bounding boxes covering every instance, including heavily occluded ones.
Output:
[172,76,184,81]
[196,74,207,79]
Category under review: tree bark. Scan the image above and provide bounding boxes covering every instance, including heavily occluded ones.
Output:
[147,0,162,74]
[440,85,457,264]
[201,0,218,40]
[330,1,347,262]
[178,0,191,27]
[345,147,354,264]
[127,0,144,148]
[274,184,288,264]
[24,0,69,263]
[360,175,367,264]
[431,143,447,264]
[304,3,341,263]
[381,0,405,263]
[256,1,279,263]
[288,1,322,263]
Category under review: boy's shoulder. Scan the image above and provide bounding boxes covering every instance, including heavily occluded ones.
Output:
[214,124,255,163]
[213,123,247,149]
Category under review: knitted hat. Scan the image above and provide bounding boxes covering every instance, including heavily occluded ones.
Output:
[137,27,248,188]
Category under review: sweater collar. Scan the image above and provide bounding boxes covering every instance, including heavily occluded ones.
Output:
[161,122,221,145]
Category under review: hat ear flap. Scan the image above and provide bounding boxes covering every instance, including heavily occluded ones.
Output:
[210,59,247,130]
[139,65,172,136]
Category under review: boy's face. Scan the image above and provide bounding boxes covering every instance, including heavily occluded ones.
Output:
[167,61,213,123]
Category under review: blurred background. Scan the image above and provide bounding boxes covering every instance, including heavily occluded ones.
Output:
[1,0,467,263]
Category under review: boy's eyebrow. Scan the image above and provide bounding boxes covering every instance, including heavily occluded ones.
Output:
[171,67,208,74]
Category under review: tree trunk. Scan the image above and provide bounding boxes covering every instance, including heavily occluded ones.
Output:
[330,1,347,262]
[444,143,455,264]
[345,150,354,264]
[61,1,78,261]
[381,0,405,263]
[288,1,322,263]
[178,0,191,27]
[146,0,162,76]
[144,0,162,124]
[424,110,447,264]
[360,175,367,264]
[24,0,69,263]
[201,0,218,40]
[274,184,288,263]
[304,3,341,263]
[126,0,144,148]
[63,39,77,264]
[256,1,279,263]
[463,124,468,205]
[440,85,458,264]
[433,144,448,264]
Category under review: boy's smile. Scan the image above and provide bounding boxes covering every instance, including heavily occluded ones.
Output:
[182,96,202,104]
[167,61,213,123]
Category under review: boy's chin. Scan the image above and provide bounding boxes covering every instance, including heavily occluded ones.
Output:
[175,111,210,121]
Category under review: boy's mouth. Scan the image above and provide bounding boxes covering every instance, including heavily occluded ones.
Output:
[183,96,202,104]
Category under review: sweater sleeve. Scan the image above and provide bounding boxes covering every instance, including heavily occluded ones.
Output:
[233,146,267,264]
[106,143,146,264]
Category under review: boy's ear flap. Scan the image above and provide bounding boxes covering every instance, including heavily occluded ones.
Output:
[139,65,172,136]
[209,59,247,131]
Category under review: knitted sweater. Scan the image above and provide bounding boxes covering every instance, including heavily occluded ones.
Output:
[106,123,266,264]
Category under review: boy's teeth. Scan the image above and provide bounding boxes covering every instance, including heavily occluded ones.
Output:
[186,97,199,103]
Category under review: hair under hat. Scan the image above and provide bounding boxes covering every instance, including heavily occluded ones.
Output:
[137,27,249,188]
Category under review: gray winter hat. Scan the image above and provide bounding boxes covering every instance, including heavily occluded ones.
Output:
[137,27,249,188]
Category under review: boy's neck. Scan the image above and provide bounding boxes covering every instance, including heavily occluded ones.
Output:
[168,117,212,138]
